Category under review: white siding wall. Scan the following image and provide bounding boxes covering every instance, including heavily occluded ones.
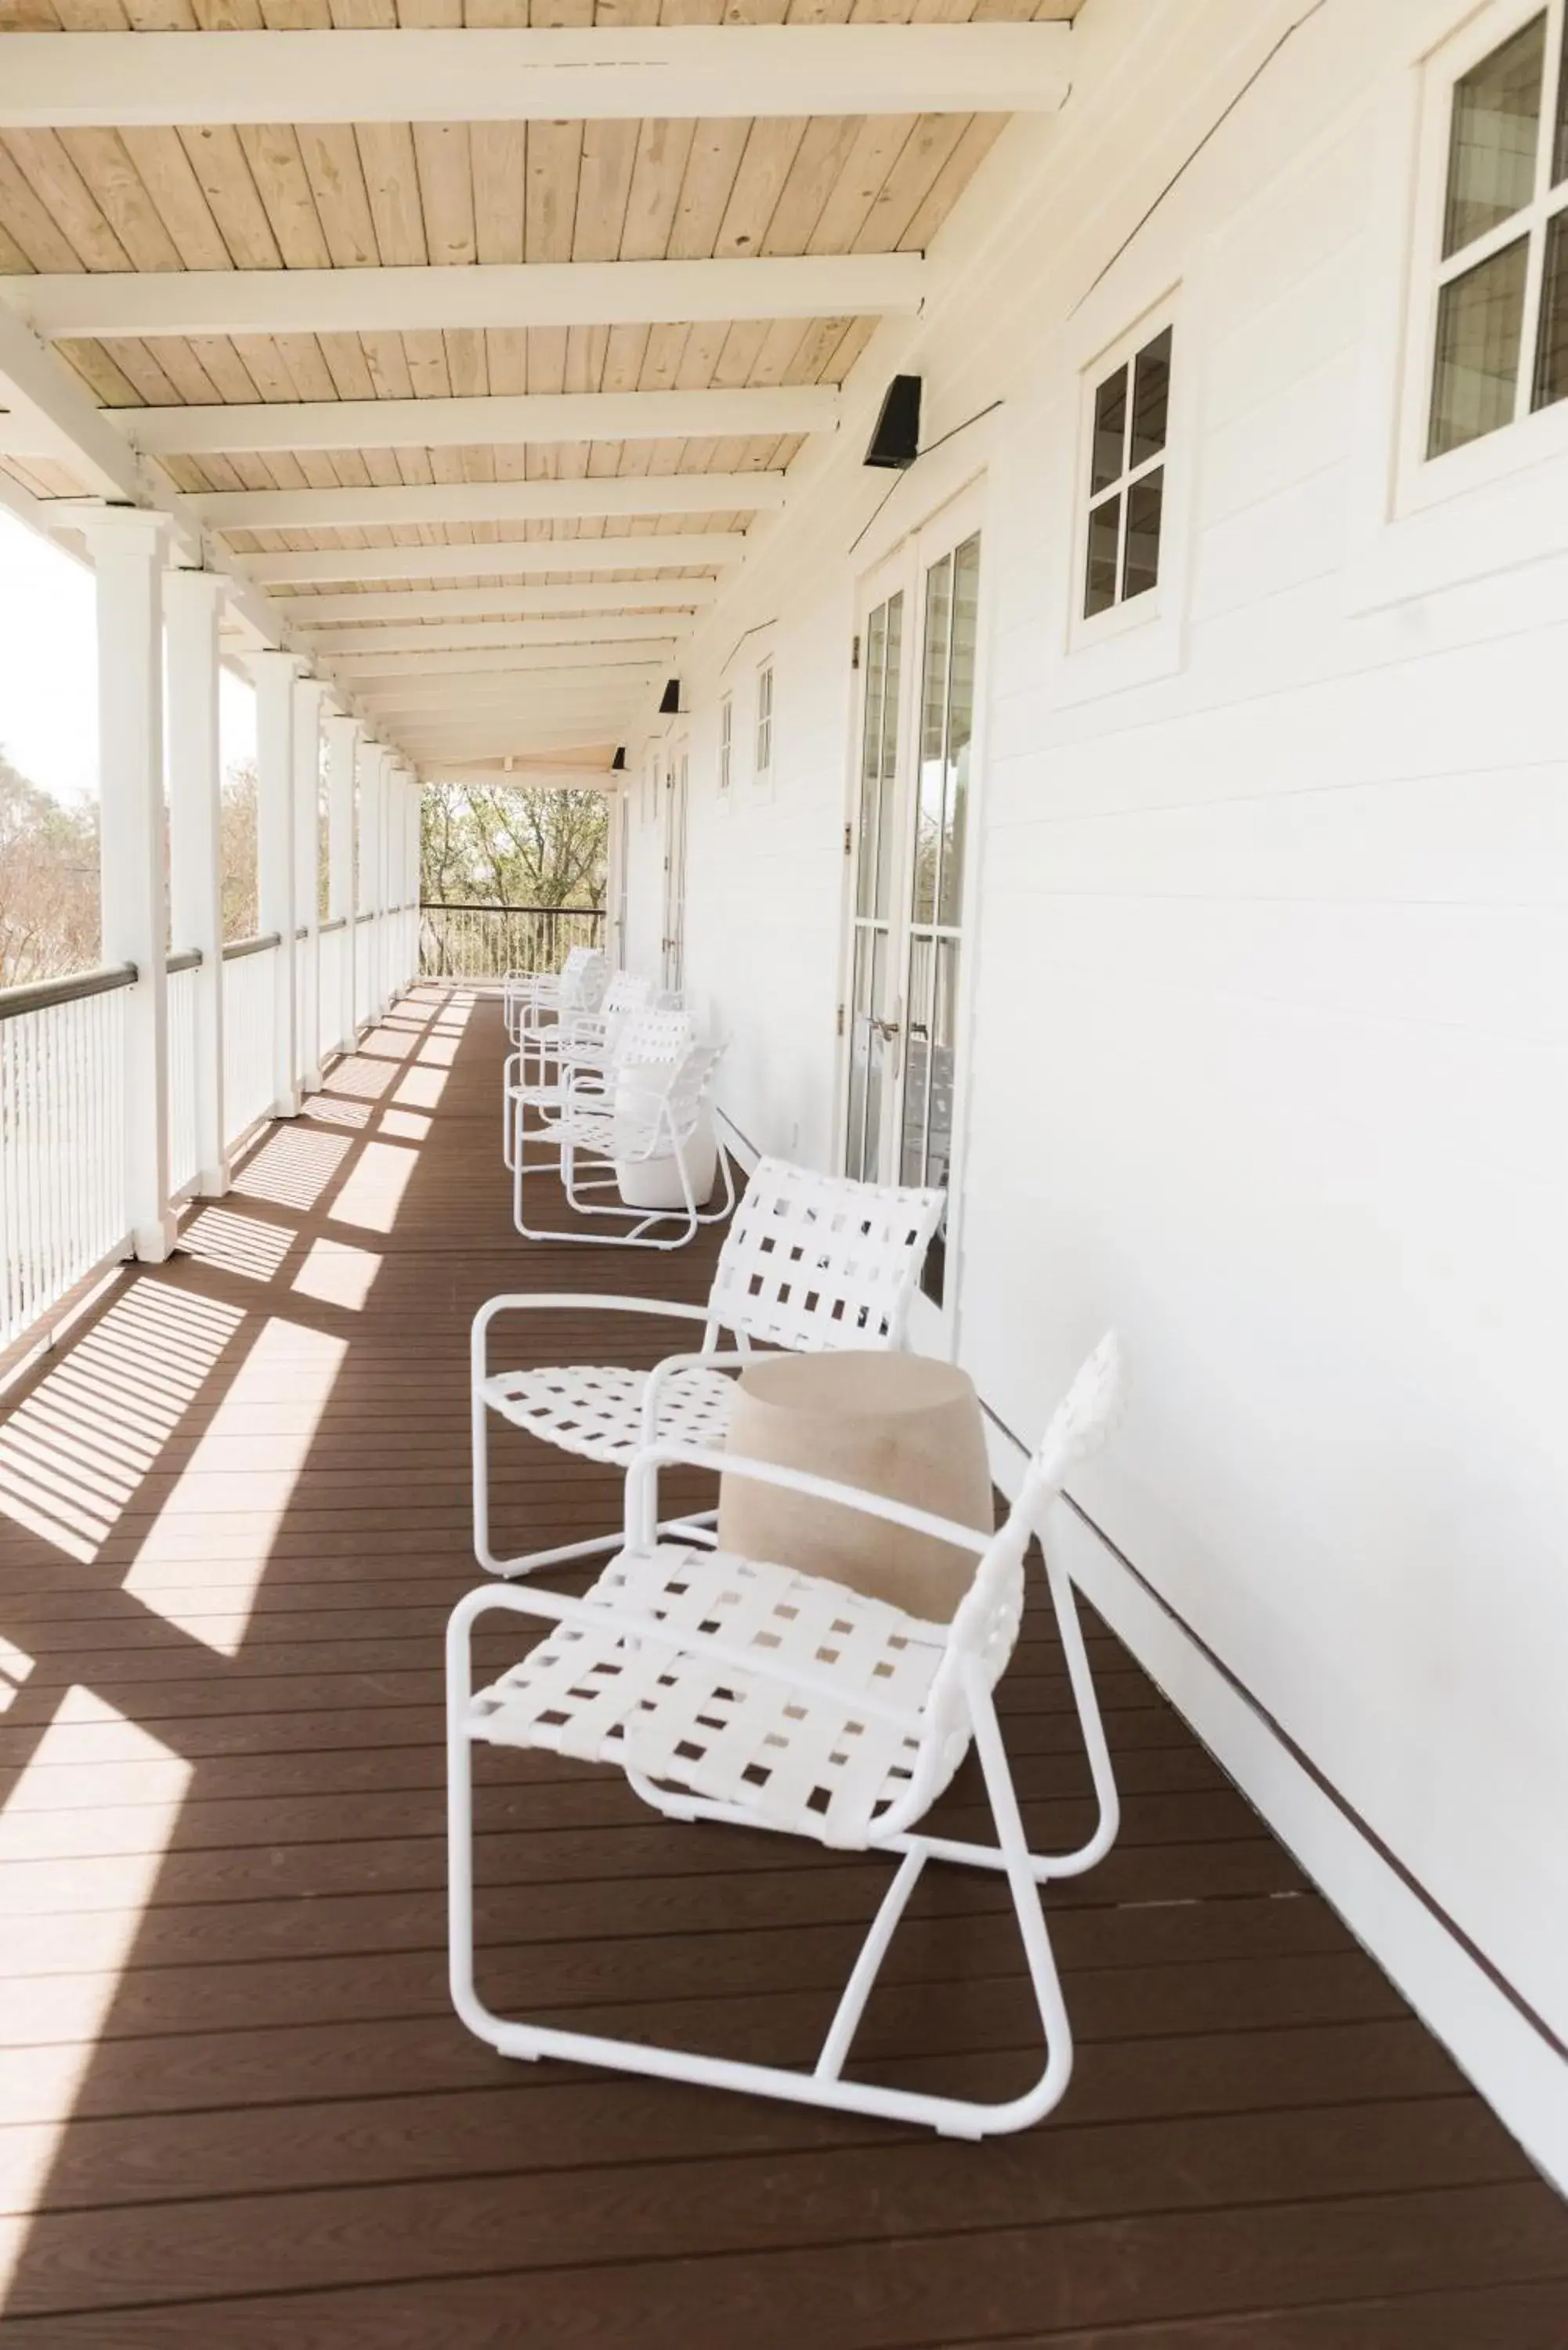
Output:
[625,0,1568,2176]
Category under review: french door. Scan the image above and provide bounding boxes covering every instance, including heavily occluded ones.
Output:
[841,496,984,1313]
[661,743,689,994]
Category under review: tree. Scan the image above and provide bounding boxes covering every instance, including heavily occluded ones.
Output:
[219,760,258,943]
[0,751,99,986]
[420,782,606,909]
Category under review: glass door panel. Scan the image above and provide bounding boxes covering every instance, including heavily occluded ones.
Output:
[902,530,979,1303]
[844,589,903,1182]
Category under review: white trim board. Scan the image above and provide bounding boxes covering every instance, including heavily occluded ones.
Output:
[979,1414,1568,2197]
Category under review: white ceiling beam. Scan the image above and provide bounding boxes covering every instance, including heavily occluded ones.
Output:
[396,725,622,753]
[192,474,786,534]
[237,532,747,586]
[0,27,1072,128]
[107,386,839,458]
[359,678,655,709]
[313,615,690,656]
[6,256,926,343]
[283,580,719,626]
[323,644,677,682]
[0,302,296,649]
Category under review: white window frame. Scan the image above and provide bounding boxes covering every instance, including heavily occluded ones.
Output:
[753,660,775,788]
[1071,309,1179,649]
[1396,0,1568,519]
[717,692,733,801]
[1048,275,1195,709]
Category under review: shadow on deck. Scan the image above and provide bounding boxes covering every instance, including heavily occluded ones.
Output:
[0,988,1564,2346]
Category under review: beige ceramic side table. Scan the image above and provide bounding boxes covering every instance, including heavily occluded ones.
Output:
[716,1349,994,1625]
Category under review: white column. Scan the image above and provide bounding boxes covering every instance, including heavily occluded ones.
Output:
[164,568,229,1197]
[83,507,175,1264]
[406,772,422,989]
[324,712,359,1054]
[360,740,386,1023]
[250,650,301,1117]
[292,674,327,1093]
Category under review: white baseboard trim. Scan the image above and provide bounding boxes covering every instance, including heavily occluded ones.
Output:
[981,1412,1568,2197]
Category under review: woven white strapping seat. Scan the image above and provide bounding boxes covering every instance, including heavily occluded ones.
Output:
[448,1331,1126,2139]
[469,1546,953,1848]
[473,1158,946,1571]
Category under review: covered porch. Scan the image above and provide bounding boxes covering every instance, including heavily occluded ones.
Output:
[0,987,1563,2343]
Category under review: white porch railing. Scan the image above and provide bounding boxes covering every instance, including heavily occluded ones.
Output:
[0,967,131,1354]
[221,933,278,1143]
[320,919,345,1061]
[420,902,605,982]
[2,897,423,1358]
[166,951,201,1201]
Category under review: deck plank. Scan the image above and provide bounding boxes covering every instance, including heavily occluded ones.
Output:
[0,985,1563,2341]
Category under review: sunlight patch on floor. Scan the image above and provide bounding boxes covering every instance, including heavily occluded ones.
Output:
[121,1316,348,1654]
[0,1285,244,1562]
[0,1635,34,1716]
[0,1688,191,2291]
[391,1064,447,1110]
[291,1238,381,1311]
[301,1091,374,1131]
[379,1107,430,1142]
[231,1126,352,1213]
[329,1138,418,1234]
[324,1054,397,1101]
[180,1206,294,1284]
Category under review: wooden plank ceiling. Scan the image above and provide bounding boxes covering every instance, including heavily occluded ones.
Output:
[0,0,1082,770]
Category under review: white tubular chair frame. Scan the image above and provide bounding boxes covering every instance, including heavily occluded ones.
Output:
[473,1162,948,1578]
[502,971,652,1173]
[512,1018,734,1253]
[447,1339,1123,2140]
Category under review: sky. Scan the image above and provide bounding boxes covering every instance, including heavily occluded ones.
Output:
[0,507,256,806]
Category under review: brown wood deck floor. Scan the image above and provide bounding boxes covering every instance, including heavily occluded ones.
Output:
[1,988,1566,2348]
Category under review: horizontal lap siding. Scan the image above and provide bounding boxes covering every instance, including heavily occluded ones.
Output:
[641,0,1568,2142]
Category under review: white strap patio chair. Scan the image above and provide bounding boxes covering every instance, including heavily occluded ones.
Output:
[447,1331,1124,2140]
[512,1005,735,1253]
[473,1157,946,1576]
[502,942,609,1046]
[502,970,652,1171]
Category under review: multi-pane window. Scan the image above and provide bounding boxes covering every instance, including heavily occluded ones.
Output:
[1428,5,1568,457]
[755,662,774,781]
[717,694,732,796]
[1082,324,1172,620]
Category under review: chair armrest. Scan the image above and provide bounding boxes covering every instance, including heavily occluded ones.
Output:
[626,1437,995,1561]
[471,1292,714,1390]
[446,1578,927,1731]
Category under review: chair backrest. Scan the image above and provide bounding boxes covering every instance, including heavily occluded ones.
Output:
[559,947,610,1014]
[602,972,653,1018]
[901,1331,1125,1825]
[704,1159,945,1354]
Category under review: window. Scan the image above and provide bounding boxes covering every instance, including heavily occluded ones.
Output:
[717,693,733,797]
[754,662,774,782]
[1426,5,1568,459]
[1082,324,1172,620]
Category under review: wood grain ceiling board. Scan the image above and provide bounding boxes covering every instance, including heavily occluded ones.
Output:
[0,0,1076,540]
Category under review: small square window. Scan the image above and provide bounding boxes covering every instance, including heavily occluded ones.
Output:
[1425,3,1568,461]
[1082,324,1172,621]
[755,662,774,781]
[718,693,732,795]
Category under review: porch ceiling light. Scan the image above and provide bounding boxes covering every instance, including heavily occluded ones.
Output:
[865,374,922,470]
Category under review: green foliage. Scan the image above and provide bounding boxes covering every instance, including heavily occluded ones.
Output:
[421,781,606,909]
[0,750,99,986]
